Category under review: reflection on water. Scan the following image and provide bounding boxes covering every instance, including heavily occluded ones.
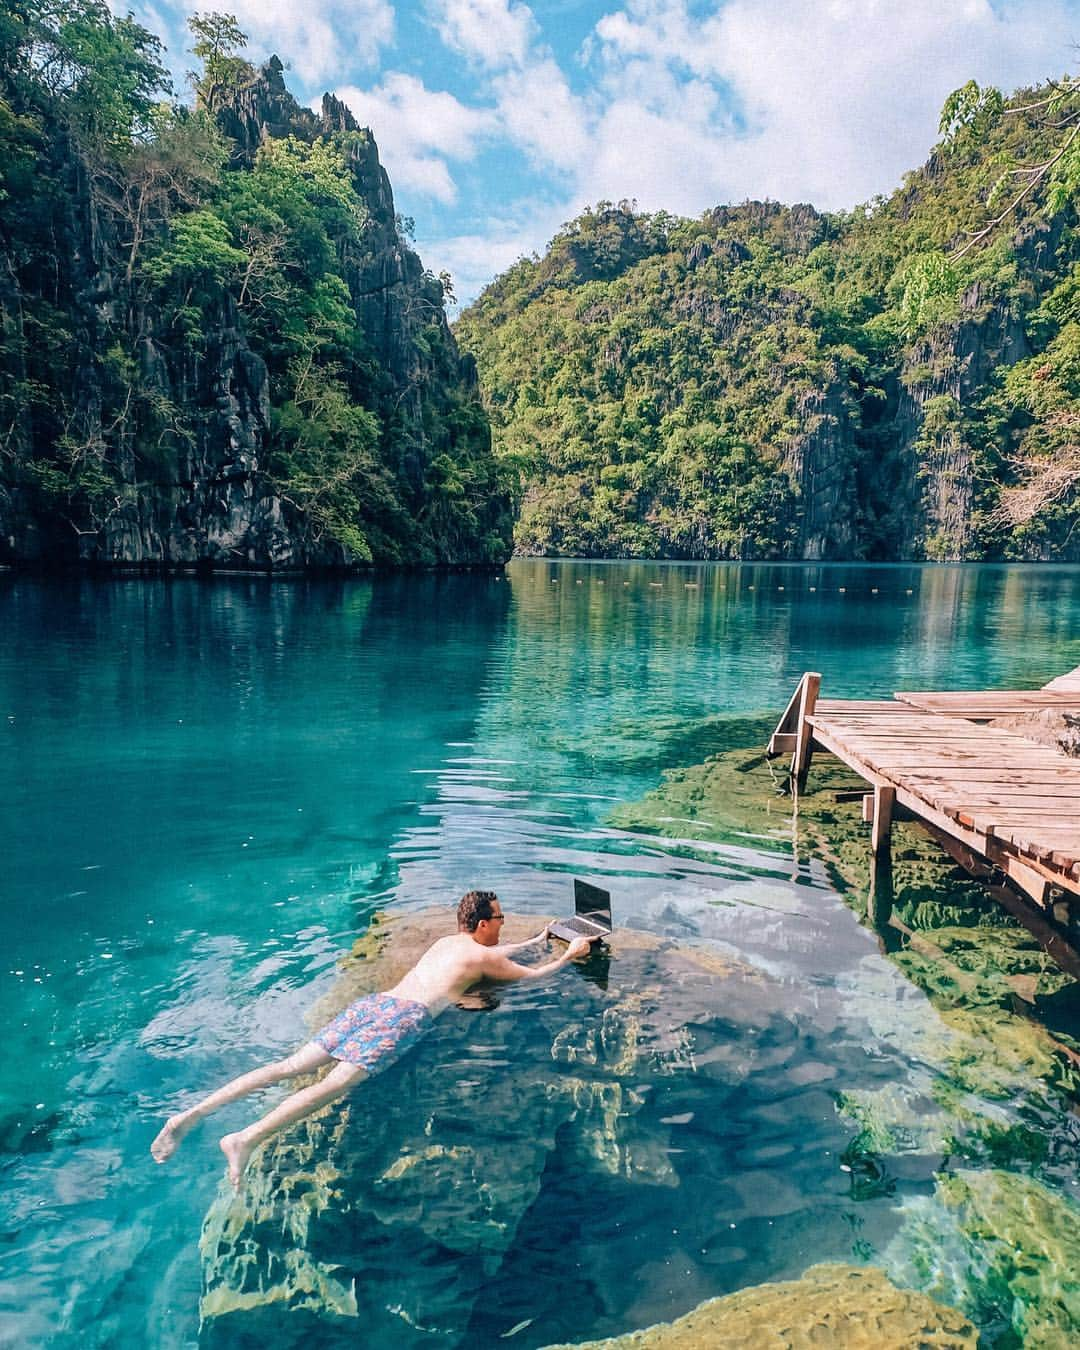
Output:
[1,561,1079,1347]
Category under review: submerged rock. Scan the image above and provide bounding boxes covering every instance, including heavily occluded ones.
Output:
[614,741,1080,1076]
[198,911,750,1345]
[886,1169,1080,1347]
[612,723,1080,1342]
[539,1262,979,1348]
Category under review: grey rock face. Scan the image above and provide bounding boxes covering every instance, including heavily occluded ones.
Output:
[1,60,509,570]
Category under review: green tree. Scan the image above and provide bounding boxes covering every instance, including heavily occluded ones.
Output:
[188,12,252,102]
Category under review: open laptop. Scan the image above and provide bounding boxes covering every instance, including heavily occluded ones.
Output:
[548,879,612,943]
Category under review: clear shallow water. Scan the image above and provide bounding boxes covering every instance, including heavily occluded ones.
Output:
[2,560,1079,1347]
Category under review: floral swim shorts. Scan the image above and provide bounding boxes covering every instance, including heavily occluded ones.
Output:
[313,992,434,1073]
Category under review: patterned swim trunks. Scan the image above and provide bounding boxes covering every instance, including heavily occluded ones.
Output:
[314,992,433,1073]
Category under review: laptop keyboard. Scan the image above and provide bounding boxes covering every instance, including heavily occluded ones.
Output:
[563,916,604,934]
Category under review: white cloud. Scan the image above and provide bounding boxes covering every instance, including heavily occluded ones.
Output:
[148,0,396,88]
[438,0,1080,303]
[490,58,591,172]
[234,0,396,84]
[334,76,493,202]
[588,0,1080,209]
[127,0,1080,305]
[586,99,726,214]
[426,0,537,69]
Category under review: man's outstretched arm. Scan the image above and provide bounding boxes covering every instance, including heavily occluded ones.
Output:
[499,926,552,955]
[484,935,594,982]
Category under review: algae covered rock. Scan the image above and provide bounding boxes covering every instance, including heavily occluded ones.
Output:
[609,742,796,847]
[197,911,743,1346]
[886,1168,1080,1348]
[538,1262,979,1348]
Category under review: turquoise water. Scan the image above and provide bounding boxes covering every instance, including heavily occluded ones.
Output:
[2,560,1079,1347]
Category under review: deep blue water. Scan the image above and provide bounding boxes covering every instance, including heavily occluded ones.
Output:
[2,560,1079,1347]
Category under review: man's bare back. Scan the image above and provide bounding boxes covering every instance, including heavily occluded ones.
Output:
[388,929,590,1012]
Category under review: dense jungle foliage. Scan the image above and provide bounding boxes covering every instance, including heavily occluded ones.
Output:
[456,82,1080,561]
[0,3,511,567]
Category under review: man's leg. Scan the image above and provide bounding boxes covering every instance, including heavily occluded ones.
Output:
[219,1058,367,1187]
[151,1041,334,1163]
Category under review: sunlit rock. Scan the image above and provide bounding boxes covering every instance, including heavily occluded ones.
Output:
[538,1261,978,1348]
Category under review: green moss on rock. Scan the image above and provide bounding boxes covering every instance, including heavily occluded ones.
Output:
[887,1169,1080,1348]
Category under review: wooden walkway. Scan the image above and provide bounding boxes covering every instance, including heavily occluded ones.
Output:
[768,667,1080,974]
[894,688,1080,718]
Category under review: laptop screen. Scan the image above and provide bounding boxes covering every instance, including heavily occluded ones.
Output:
[574,879,612,929]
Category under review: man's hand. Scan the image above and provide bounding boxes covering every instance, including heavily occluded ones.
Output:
[566,935,596,959]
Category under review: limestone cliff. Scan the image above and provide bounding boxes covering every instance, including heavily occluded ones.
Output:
[0,45,511,570]
[456,100,1079,562]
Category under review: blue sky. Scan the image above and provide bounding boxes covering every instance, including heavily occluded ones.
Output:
[127,1,1080,307]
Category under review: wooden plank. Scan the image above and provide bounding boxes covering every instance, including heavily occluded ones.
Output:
[820,725,1070,748]
[768,676,809,757]
[963,812,1080,838]
[815,712,1061,735]
[966,808,1080,821]
[823,722,1065,737]
[988,839,1080,892]
[1003,828,1080,847]
[994,834,1080,868]
[890,783,991,847]
[898,691,1080,706]
[902,769,1080,783]
[902,691,1068,699]
[851,753,1061,777]
[774,677,1080,940]
[929,790,1080,805]
[818,700,905,711]
[820,722,1025,736]
[836,745,1065,764]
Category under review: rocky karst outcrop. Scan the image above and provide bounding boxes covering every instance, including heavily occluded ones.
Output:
[0,45,511,570]
[456,116,1079,562]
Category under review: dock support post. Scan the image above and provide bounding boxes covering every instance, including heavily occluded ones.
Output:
[792,672,820,790]
[870,784,895,857]
[868,852,894,932]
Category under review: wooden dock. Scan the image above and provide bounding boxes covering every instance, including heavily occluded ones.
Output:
[768,667,1080,975]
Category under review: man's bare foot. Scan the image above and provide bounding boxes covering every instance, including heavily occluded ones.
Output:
[220,1132,254,1189]
[151,1113,195,1163]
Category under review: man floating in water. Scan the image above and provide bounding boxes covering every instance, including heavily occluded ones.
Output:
[151,891,596,1187]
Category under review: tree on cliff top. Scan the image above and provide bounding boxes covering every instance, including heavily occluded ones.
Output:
[187,11,254,105]
[8,0,169,150]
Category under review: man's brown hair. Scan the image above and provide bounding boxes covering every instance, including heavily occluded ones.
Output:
[458,890,499,931]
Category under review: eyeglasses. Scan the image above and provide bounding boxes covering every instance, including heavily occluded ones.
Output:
[487,912,505,921]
